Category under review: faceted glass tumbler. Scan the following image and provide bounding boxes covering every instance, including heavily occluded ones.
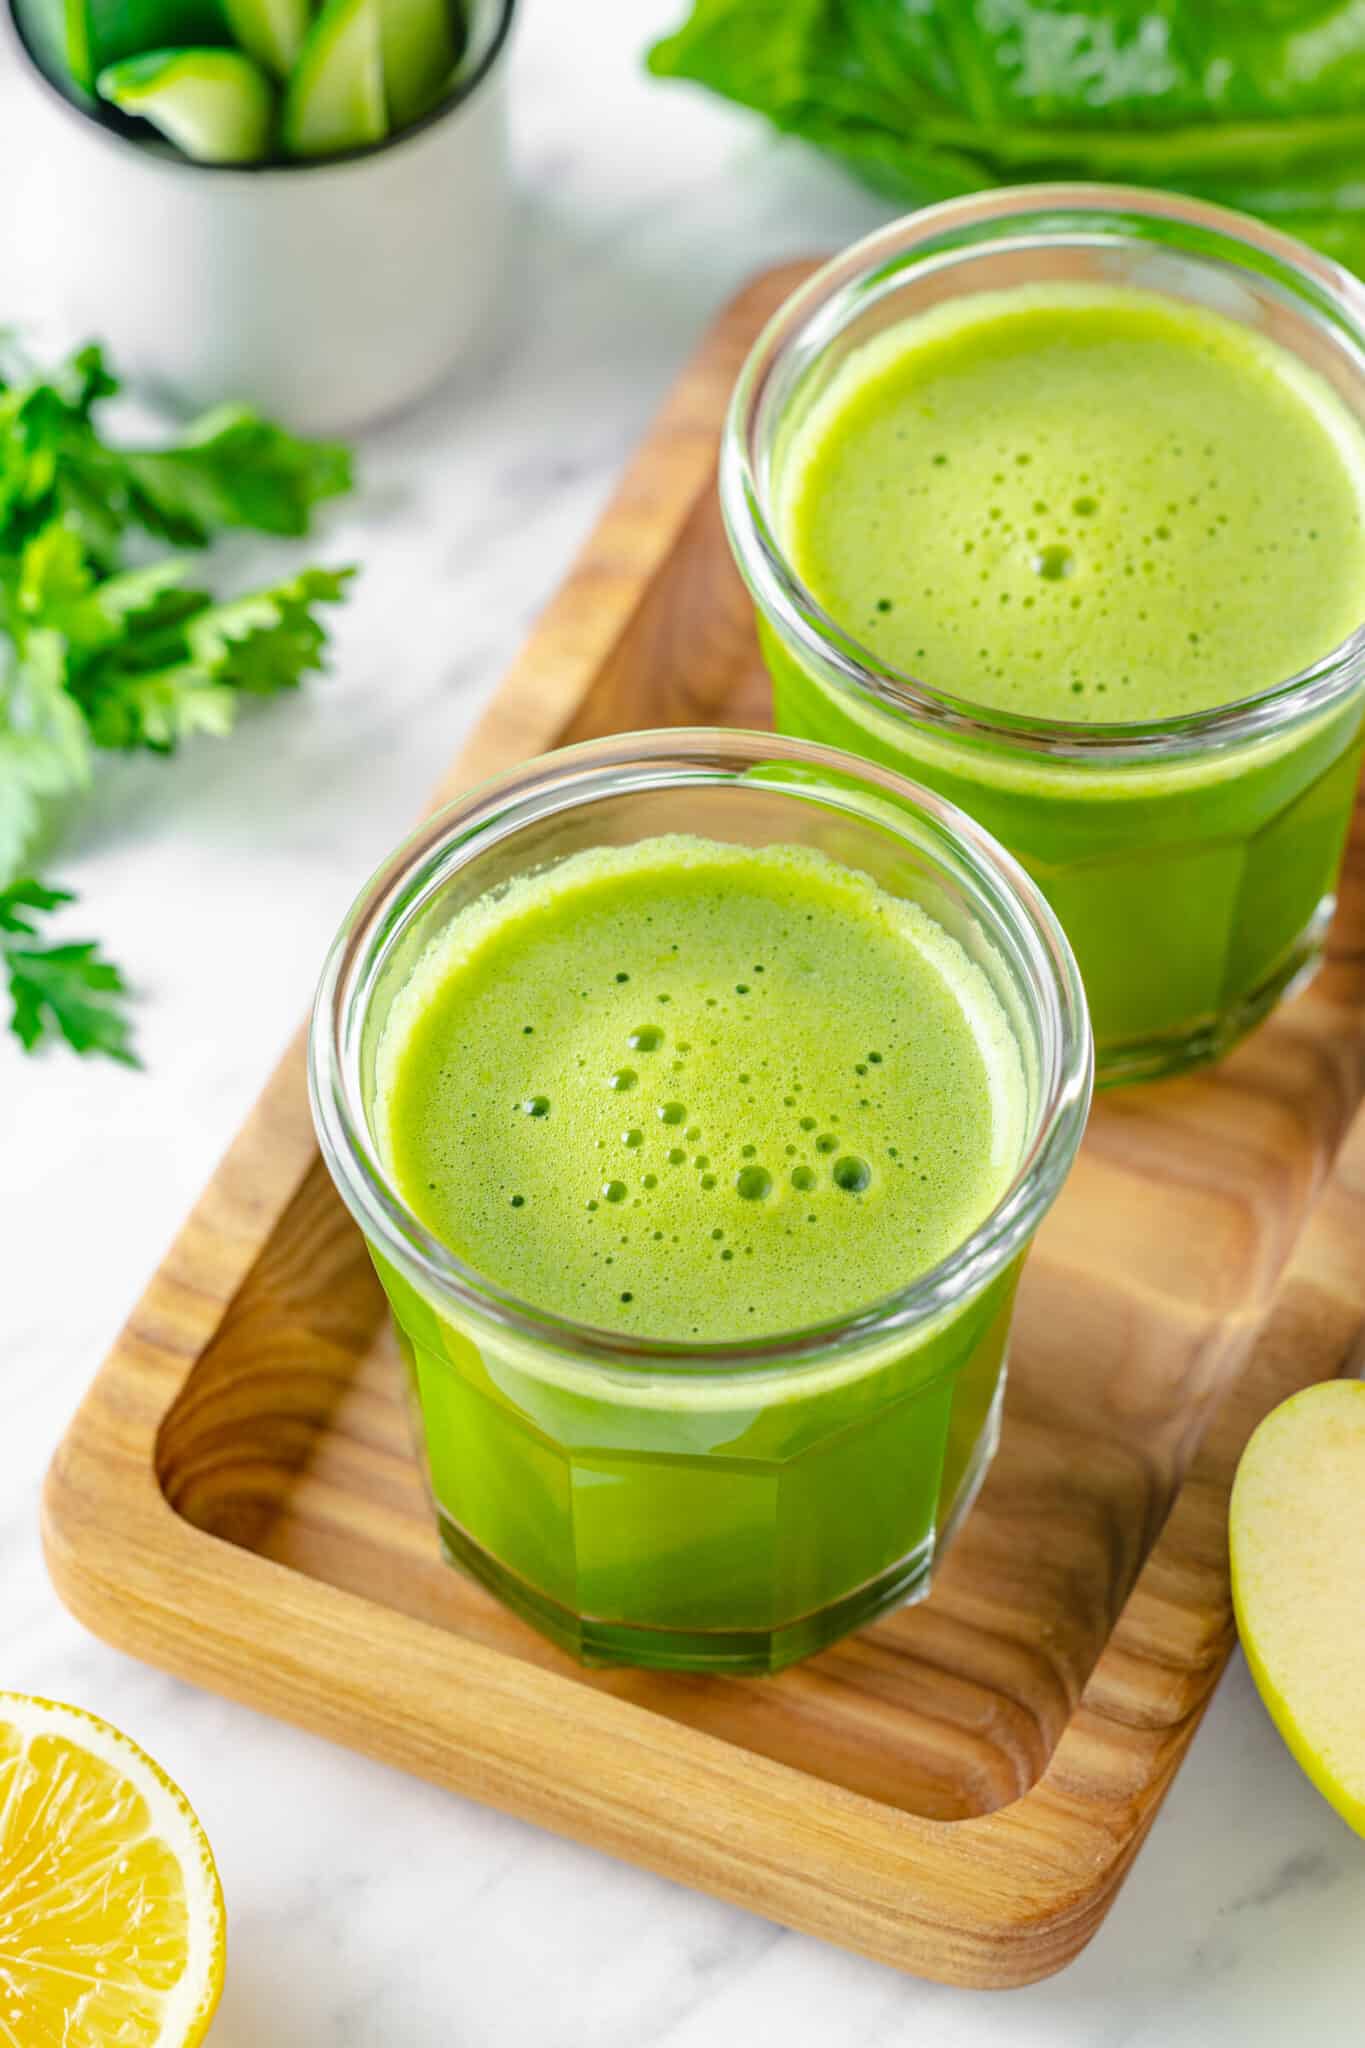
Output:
[310,731,1090,1673]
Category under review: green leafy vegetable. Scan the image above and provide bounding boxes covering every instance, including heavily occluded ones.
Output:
[0,628,92,879]
[0,880,136,1063]
[648,1,1365,275]
[0,338,354,1062]
[119,407,353,546]
[0,341,351,561]
[73,566,355,750]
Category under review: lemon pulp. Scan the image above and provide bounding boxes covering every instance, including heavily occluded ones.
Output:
[0,1695,225,2048]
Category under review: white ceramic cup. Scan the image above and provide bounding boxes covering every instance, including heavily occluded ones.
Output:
[2,0,515,433]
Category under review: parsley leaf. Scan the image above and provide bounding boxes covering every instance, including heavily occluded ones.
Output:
[183,566,355,695]
[0,343,133,566]
[0,343,351,560]
[0,334,354,1060]
[0,626,92,877]
[0,877,136,1063]
[79,665,241,754]
[119,407,354,546]
[71,564,353,751]
[0,875,69,932]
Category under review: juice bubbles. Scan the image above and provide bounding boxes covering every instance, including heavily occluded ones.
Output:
[310,736,1090,1672]
[377,838,1025,1342]
[375,838,1023,1666]
[726,192,1365,1082]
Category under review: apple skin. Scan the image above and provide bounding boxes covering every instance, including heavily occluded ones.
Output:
[1229,1379,1365,1839]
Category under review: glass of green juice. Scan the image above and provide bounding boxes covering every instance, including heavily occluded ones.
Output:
[310,731,1090,1673]
[722,185,1365,1085]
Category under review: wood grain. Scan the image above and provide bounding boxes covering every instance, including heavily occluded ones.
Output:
[43,263,1365,1987]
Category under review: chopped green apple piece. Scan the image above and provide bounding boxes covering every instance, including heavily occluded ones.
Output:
[378,0,454,128]
[1230,1379,1365,1837]
[224,0,310,79]
[283,0,386,157]
[15,0,228,95]
[97,48,276,163]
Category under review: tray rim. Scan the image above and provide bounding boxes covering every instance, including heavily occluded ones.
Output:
[42,263,1365,1990]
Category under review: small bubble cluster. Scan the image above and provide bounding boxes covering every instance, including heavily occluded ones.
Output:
[380,837,1025,1342]
[783,283,1365,722]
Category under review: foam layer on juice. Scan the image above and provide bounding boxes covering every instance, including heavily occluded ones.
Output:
[780,283,1365,723]
[375,835,1027,1343]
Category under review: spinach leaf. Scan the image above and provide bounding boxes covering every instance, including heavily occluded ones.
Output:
[649,1,1365,272]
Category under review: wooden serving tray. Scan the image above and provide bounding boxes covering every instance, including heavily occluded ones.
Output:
[45,265,1365,1988]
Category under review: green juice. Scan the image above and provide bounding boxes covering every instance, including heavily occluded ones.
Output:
[371,835,1029,1669]
[766,284,1365,1076]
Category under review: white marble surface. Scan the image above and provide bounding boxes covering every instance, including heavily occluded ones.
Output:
[2,5,1363,2041]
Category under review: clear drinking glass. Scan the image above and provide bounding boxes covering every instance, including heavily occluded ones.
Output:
[721,185,1365,1085]
[310,730,1090,1673]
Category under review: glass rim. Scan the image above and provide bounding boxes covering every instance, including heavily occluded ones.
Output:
[721,182,1365,768]
[308,728,1092,1375]
[3,0,515,177]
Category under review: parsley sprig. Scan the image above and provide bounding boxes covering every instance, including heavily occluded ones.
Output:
[0,879,135,1063]
[0,338,354,1062]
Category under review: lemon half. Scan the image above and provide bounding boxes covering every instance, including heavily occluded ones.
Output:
[0,1694,225,2047]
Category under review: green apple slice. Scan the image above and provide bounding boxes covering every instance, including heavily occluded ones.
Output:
[282,0,386,157]
[97,48,275,163]
[378,0,455,129]
[223,0,310,79]
[1230,1379,1365,1837]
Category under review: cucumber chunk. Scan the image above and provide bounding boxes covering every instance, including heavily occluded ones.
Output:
[15,0,228,95]
[97,46,275,163]
[223,0,310,79]
[378,0,454,129]
[282,0,387,157]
